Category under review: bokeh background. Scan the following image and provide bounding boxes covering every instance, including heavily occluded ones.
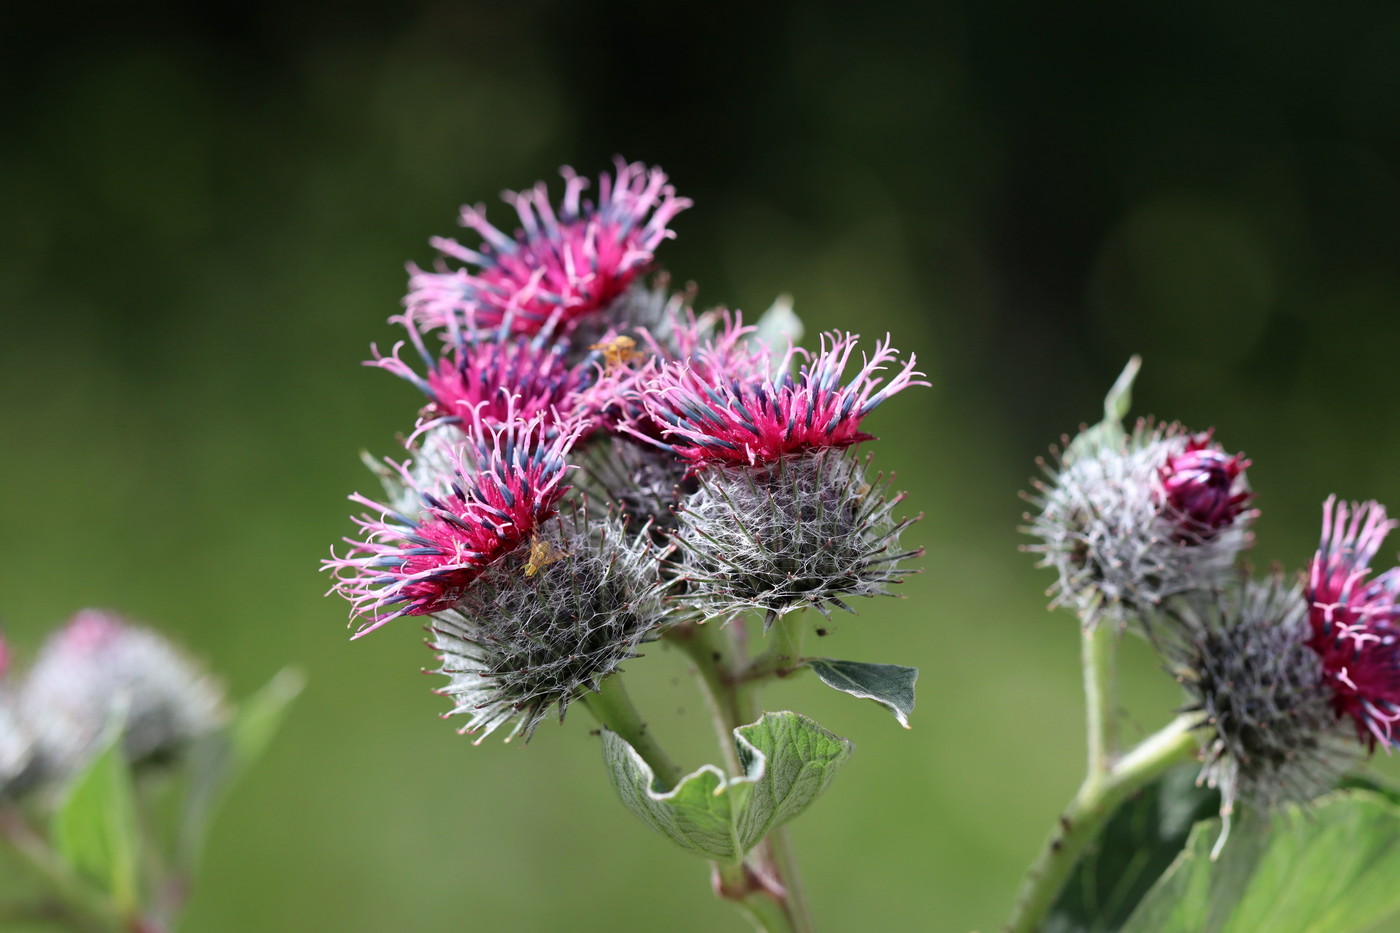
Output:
[4,2,1400,931]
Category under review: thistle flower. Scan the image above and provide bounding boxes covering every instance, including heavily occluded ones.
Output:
[427,508,674,742]
[371,320,596,431]
[326,414,581,637]
[1166,577,1352,852]
[405,160,691,338]
[1025,424,1255,627]
[1305,497,1400,748]
[19,610,225,780]
[672,448,921,625]
[643,330,926,467]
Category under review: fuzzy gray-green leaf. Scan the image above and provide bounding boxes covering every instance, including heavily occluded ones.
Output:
[807,658,918,728]
[602,711,852,862]
[1121,789,1400,933]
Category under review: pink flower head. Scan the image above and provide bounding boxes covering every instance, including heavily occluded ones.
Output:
[370,319,599,431]
[1305,496,1400,748]
[643,330,927,467]
[405,160,691,338]
[1157,432,1253,537]
[325,414,581,637]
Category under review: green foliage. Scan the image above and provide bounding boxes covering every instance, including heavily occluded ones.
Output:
[806,658,918,728]
[1047,766,1219,933]
[603,711,852,862]
[1121,789,1400,933]
[52,719,140,915]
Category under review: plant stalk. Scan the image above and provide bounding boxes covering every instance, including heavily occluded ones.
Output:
[582,674,684,791]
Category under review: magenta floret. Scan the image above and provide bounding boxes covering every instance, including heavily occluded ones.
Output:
[643,331,926,466]
[1305,496,1400,748]
[405,160,691,338]
[325,414,581,637]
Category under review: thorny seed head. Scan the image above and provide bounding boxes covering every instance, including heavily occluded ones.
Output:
[427,507,675,743]
[1305,497,1400,748]
[1024,423,1255,628]
[325,413,581,636]
[404,160,691,339]
[1165,577,1353,852]
[19,610,226,783]
[671,448,921,626]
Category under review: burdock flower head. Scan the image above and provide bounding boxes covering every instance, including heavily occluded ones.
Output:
[405,160,691,338]
[650,331,927,625]
[326,412,582,636]
[428,507,674,742]
[1025,359,1255,627]
[1304,497,1400,748]
[1165,576,1353,853]
[18,611,225,781]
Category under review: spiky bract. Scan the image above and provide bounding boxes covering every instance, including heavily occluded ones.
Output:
[1166,578,1351,836]
[405,160,691,338]
[1025,424,1254,627]
[428,510,673,742]
[672,448,920,625]
[1305,497,1400,748]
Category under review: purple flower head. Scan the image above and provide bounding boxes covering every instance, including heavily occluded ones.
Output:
[371,319,603,432]
[405,160,691,338]
[326,413,582,637]
[1305,497,1400,748]
[1158,432,1253,538]
[644,331,927,468]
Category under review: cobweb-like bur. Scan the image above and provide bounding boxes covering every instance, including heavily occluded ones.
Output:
[1025,423,1253,628]
[672,448,921,626]
[428,508,676,742]
[1163,577,1354,850]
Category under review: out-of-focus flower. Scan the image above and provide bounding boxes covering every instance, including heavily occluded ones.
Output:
[428,509,673,742]
[0,634,37,799]
[405,160,691,338]
[326,414,581,636]
[19,611,225,781]
[643,331,926,467]
[1166,577,1352,853]
[1305,497,1400,748]
[1025,423,1255,627]
[672,449,921,626]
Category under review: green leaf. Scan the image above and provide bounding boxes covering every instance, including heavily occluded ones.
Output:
[1047,766,1219,933]
[52,718,140,914]
[806,658,918,728]
[602,710,853,862]
[1065,356,1141,463]
[1121,789,1400,933]
[178,667,304,868]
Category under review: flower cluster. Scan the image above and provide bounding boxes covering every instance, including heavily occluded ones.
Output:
[1027,364,1400,832]
[0,610,224,800]
[326,161,926,741]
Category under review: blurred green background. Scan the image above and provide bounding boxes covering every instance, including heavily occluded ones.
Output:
[4,2,1400,931]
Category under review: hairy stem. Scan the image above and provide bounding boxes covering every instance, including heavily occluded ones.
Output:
[1002,713,1200,933]
[670,620,817,933]
[1082,621,1119,780]
[582,673,684,791]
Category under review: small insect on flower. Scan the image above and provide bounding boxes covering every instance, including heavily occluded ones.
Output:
[523,535,572,577]
[590,335,641,369]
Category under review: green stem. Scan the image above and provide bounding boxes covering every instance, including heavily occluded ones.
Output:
[670,620,816,933]
[582,674,684,791]
[1001,713,1200,933]
[741,616,808,684]
[1082,622,1119,779]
